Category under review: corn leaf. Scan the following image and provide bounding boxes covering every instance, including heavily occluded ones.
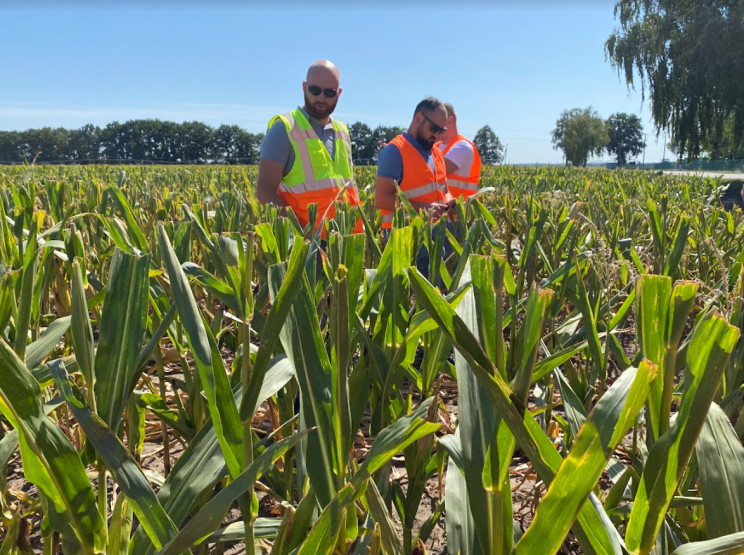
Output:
[671,532,744,555]
[94,248,151,434]
[50,361,178,550]
[0,338,105,553]
[158,431,307,555]
[695,403,744,538]
[516,360,656,554]
[626,314,740,555]
[157,224,243,478]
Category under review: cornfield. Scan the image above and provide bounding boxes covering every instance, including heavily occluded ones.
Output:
[0,163,743,555]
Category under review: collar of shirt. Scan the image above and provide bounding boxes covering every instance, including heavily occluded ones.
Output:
[299,106,334,131]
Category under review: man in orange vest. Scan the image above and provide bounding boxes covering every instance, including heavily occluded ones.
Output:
[375,97,454,280]
[437,102,482,200]
[374,97,454,230]
[256,59,362,234]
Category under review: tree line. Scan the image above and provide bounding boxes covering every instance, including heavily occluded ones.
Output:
[551,109,646,167]
[0,121,264,164]
[0,119,507,166]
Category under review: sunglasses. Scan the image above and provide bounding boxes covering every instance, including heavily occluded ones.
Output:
[307,85,338,98]
[420,112,446,135]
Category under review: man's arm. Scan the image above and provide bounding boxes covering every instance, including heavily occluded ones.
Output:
[443,158,459,174]
[374,175,398,212]
[256,158,288,206]
[375,175,449,216]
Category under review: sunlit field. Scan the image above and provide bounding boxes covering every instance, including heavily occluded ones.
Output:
[1,163,743,554]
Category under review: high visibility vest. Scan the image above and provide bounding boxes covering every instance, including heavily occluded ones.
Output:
[439,135,482,199]
[270,108,363,233]
[380,134,451,229]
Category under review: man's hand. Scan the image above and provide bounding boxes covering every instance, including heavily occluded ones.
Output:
[256,158,288,206]
[428,202,451,219]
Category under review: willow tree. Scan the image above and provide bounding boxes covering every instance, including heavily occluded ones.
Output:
[551,107,608,167]
[606,0,744,161]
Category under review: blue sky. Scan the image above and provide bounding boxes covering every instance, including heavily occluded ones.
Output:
[0,2,669,164]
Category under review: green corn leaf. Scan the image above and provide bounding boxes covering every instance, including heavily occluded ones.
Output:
[408,266,618,554]
[94,248,151,434]
[70,259,95,406]
[181,262,240,312]
[362,477,404,555]
[105,185,149,253]
[442,431,477,555]
[134,392,195,440]
[516,360,656,554]
[0,338,105,553]
[13,217,38,360]
[24,314,70,370]
[268,262,337,507]
[454,258,513,555]
[240,237,308,420]
[129,354,293,554]
[50,361,178,550]
[298,399,440,555]
[157,224,243,478]
[626,314,739,555]
[108,495,133,555]
[635,274,672,441]
[672,532,744,555]
[695,403,744,538]
[664,216,690,280]
[574,259,604,379]
[158,431,307,555]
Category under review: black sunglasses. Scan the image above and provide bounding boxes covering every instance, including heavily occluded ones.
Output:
[420,111,446,135]
[307,85,338,98]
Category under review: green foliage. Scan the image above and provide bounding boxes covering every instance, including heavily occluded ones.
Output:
[606,0,744,160]
[1,163,744,554]
[606,112,645,166]
[347,122,405,165]
[551,107,609,166]
[473,124,504,164]
[0,120,263,163]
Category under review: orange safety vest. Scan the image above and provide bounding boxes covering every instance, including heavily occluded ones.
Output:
[439,135,482,199]
[380,135,452,229]
[271,108,363,234]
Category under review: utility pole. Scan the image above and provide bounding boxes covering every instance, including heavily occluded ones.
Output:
[642,134,647,165]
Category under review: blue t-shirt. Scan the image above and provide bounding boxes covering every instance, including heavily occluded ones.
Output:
[376,132,437,183]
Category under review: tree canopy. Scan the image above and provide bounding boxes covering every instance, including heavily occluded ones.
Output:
[606,0,744,160]
[0,120,263,164]
[551,107,608,167]
[606,112,645,166]
[473,125,504,164]
[347,123,405,165]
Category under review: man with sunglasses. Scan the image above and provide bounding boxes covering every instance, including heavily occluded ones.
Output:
[375,97,454,231]
[437,102,482,200]
[257,59,362,234]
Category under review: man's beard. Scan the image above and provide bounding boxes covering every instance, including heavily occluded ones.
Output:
[415,130,436,150]
[304,91,337,120]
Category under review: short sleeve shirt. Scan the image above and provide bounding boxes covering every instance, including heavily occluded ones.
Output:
[259,107,337,176]
[439,139,475,174]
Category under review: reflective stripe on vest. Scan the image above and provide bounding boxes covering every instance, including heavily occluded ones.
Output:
[446,178,478,193]
[269,108,360,230]
[439,135,482,199]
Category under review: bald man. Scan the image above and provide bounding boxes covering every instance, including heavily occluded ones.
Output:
[257,59,362,233]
